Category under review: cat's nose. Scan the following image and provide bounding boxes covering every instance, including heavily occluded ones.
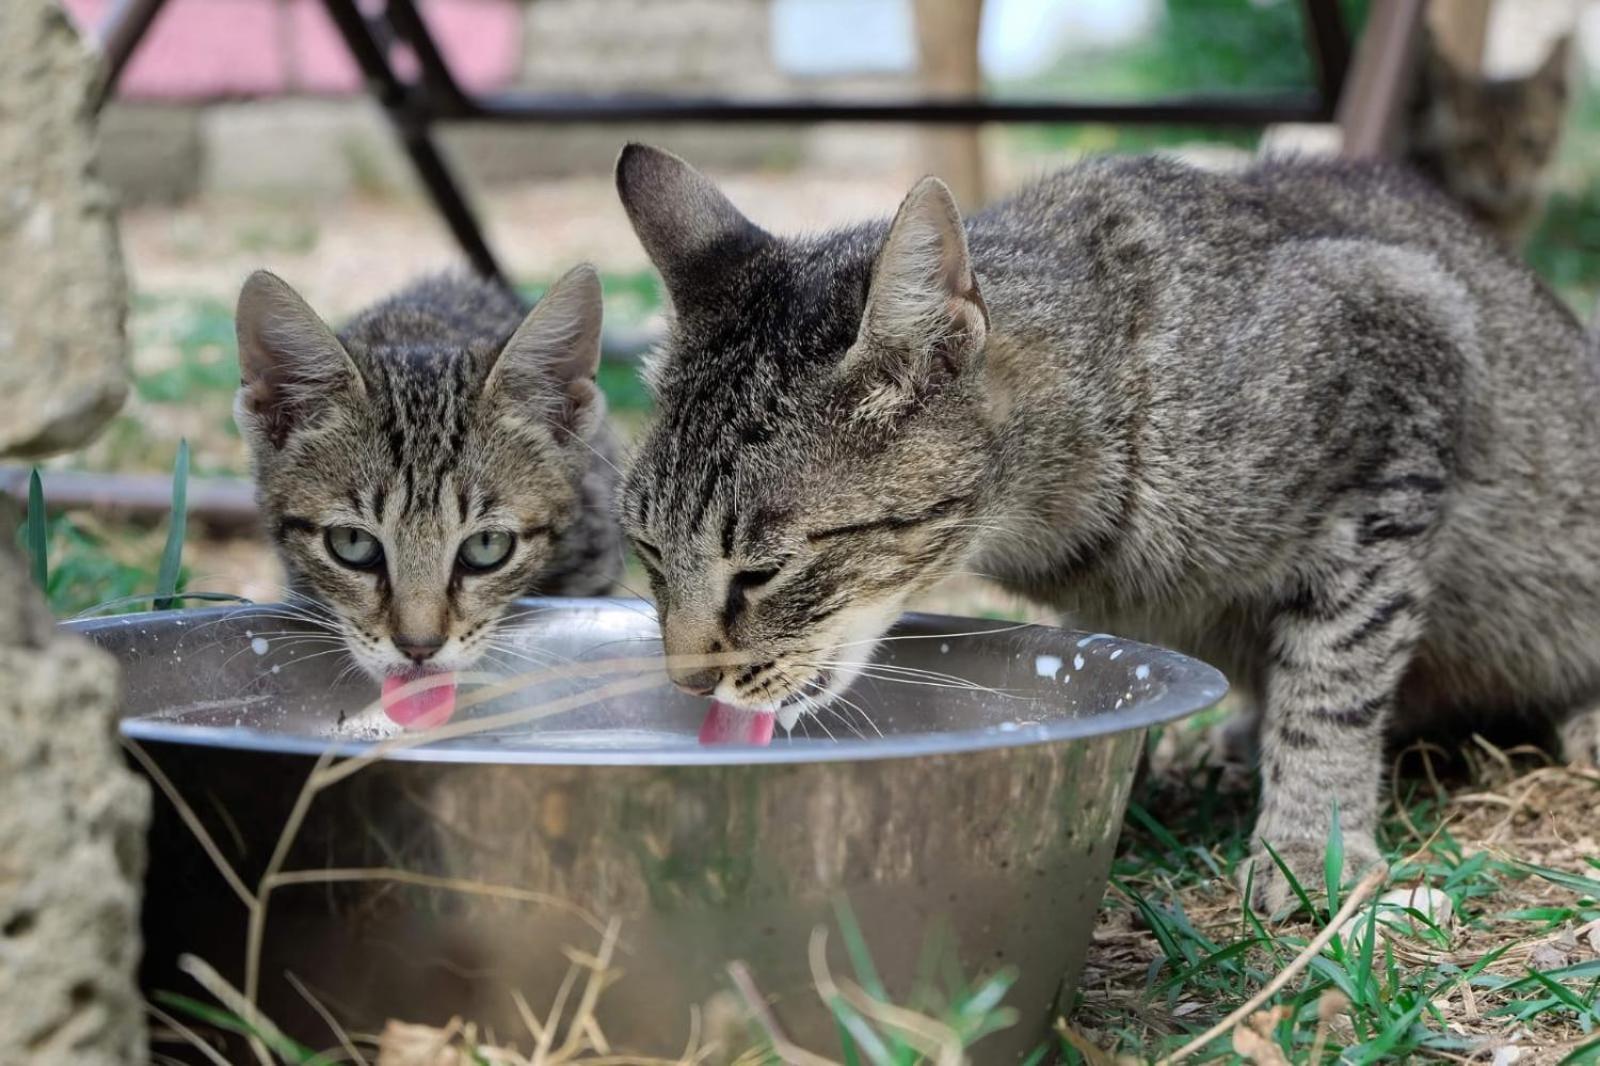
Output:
[394,634,444,663]
[669,667,720,697]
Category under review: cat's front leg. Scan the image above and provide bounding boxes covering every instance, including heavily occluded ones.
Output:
[1242,549,1425,914]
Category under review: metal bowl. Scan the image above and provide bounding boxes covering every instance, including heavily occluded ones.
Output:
[69,599,1226,1062]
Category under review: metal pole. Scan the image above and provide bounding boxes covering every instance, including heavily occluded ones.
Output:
[319,0,509,288]
[92,0,170,114]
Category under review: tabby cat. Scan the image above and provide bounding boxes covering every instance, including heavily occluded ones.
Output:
[613,143,1600,913]
[1405,32,1572,245]
[234,267,621,690]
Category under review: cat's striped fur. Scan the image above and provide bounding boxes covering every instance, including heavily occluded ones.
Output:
[234,268,621,684]
[614,143,1600,912]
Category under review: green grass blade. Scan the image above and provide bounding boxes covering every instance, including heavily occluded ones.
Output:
[25,468,47,590]
[827,998,896,1066]
[1261,839,1319,921]
[1525,968,1600,1023]
[957,969,1017,1021]
[1156,937,1264,993]
[152,990,329,1064]
[1126,801,1187,864]
[1520,862,1600,900]
[833,896,889,1002]
[1557,1033,1600,1065]
[835,1016,864,1066]
[153,439,190,611]
[1352,997,1429,1064]
[1324,800,1344,915]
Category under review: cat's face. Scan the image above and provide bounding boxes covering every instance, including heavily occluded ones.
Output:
[234,268,605,683]
[616,145,998,717]
[1419,36,1570,216]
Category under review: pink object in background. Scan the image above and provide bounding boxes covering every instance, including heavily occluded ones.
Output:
[62,0,522,100]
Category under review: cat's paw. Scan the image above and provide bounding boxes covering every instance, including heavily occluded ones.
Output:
[1237,831,1384,918]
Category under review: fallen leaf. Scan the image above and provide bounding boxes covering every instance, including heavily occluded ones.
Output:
[1530,943,1570,970]
[1233,1018,1292,1066]
[377,1020,467,1066]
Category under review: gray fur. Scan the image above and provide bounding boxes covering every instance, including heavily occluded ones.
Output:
[235,267,621,682]
[615,142,1600,913]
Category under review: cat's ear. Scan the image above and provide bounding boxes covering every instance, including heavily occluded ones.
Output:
[489,264,605,440]
[1418,26,1465,95]
[614,143,769,310]
[1533,34,1572,100]
[235,270,363,449]
[842,176,988,418]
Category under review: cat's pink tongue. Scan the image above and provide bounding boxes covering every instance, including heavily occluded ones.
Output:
[381,672,457,730]
[698,700,776,746]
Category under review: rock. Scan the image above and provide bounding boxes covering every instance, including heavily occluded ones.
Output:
[0,0,129,459]
[1338,884,1454,949]
[0,4,145,1063]
[0,539,149,1064]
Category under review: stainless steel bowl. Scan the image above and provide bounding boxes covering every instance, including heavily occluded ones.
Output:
[70,599,1226,1062]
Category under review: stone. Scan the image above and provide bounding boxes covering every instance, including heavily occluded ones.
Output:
[0,570,150,1064]
[0,0,129,459]
[0,2,147,1062]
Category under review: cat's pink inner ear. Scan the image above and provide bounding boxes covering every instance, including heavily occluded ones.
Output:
[234,270,356,448]
[490,264,604,428]
[844,176,988,403]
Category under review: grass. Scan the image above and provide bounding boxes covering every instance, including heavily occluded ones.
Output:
[15,441,229,617]
[1063,726,1600,1063]
[150,907,1028,1065]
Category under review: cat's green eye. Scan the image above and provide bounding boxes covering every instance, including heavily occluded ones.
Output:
[459,529,515,572]
[326,526,382,569]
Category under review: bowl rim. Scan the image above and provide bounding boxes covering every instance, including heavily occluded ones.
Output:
[69,599,1230,767]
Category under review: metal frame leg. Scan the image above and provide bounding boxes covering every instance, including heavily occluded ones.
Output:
[320,0,508,287]
[1336,0,1426,158]
[1300,0,1351,117]
[93,0,171,113]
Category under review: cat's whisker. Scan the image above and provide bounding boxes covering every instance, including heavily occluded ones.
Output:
[800,657,999,689]
[569,431,624,477]
[827,621,1039,651]
[815,683,883,738]
[798,661,1023,701]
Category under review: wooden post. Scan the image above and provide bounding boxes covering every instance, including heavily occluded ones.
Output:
[913,0,987,210]
[1426,0,1492,73]
[1337,0,1428,159]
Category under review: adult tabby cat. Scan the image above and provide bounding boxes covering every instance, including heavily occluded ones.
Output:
[613,143,1600,912]
[234,267,621,722]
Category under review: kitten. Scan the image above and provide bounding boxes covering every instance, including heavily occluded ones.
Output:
[613,143,1600,913]
[1405,32,1571,246]
[234,267,622,700]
